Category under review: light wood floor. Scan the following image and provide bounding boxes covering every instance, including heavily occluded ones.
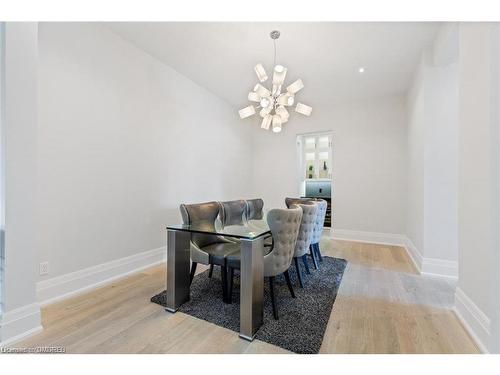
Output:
[15,237,479,354]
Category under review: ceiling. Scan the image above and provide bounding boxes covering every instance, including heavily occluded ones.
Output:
[105,22,440,108]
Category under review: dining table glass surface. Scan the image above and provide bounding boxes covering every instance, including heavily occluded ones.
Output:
[166,212,270,240]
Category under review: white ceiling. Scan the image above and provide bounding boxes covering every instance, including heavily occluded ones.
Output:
[105,22,439,108]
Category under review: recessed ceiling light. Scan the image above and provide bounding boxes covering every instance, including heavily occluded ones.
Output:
[358,67,365,74]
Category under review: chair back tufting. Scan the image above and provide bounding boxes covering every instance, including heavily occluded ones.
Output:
[263,206,303,277]
[311,199,328,244]
[293,203,318,258]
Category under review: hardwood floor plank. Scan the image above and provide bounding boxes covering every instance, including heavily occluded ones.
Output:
[13,237,479,354]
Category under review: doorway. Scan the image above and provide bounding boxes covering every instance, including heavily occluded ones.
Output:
[296,131,333,227]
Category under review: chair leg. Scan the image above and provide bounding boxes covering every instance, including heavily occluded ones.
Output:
[189,262,197,284]
[302,254,311,274]
[283,270,296,298]
[228,267,234,304]
[293,257,304,288]
[269,277,279,320]
[310,245,319,270]
[316,243,323,262]
[221,265,228,303]
[208,264,214,278]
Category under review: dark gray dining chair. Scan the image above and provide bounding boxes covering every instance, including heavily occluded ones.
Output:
[219,199,247,226]
[285,197,314,208]
[226,206,303,319]
[285,197,321,270]
[291,202,318,288]
[205,199,247,279]
[180,201,239,301]
[245,198,273,247]
[246,198,264,220]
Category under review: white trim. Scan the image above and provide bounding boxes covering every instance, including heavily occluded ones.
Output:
[0,325,43,346]
[330,231,458,280]
[421,257,458,280]
[454,287,490,353]
[37,246,166,306]
[331,229,406,246]
[403,236,423,272]
[402,236,459,280]
[0,303,42,345]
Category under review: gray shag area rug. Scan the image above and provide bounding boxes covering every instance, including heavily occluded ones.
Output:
[151,256,347,354]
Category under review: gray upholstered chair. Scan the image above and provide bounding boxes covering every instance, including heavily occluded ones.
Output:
[245,198,273,247]
[204,200,247,279]
[227,206,303,319]
[285,197,321,270]
[310,199,328,264]
[219,199,247,226]
[246,198,264,220]
[291,202,318,288]
[180,201,239,301]
[285,197,314,208]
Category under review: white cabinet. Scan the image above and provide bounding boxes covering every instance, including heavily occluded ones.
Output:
[300,133,332,180]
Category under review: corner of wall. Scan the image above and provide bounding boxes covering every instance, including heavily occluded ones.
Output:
[403,236,423,272]
[403,236,458,280]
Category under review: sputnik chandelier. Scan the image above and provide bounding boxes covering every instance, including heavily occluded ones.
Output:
[238,30,312,133]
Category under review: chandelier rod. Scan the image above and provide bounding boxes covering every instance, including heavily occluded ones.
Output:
[270,30,280,67]
[273,38,277,67]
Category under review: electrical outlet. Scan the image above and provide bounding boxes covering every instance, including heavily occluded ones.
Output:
[39,261,49,276]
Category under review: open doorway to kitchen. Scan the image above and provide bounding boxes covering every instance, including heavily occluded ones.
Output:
[296,131,333,228]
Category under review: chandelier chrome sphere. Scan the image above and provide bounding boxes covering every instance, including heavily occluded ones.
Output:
[238,30,312,133]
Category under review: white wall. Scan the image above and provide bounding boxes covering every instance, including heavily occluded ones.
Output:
[250,95,407,236]
[405,24,459,276]
[36,23,253,282]
[406,62,426,253]
[491,23,500,355]
[455,23,498,352]
[423,62,458,263]
[0,22,42,344]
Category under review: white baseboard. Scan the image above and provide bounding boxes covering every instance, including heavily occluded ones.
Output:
[37,246,166,306]
[403,236,423,272]
[330,230,458,280]
[454,287,490,353]
[403,236,459,280]
[421,257,458,280]
[0,303,42,346]
[331,229,406,246]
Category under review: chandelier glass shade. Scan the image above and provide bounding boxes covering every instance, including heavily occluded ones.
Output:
[238,31,312,133]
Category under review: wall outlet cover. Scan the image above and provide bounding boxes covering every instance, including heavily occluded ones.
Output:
[39,261,49,275]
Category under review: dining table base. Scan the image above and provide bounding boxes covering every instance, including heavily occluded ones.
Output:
[166,229,191,312]
[165,229,266,341]
[239,237,264,341]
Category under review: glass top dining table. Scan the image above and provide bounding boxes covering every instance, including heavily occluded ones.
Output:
[165,214,270,341]
[166,216,271,240]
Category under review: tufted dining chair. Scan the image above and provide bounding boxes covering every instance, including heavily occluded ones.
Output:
[285,197,321,270]
[226,206,303,319]
[180,201,239,302]
[310,199,328,265]
[291,202,318,288]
